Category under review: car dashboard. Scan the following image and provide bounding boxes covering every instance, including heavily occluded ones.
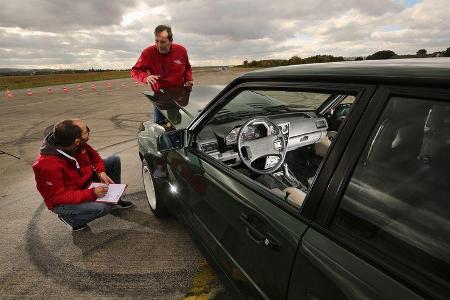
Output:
[197,111,328,166]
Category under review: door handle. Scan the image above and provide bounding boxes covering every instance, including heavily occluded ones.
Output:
[240,213,281,250]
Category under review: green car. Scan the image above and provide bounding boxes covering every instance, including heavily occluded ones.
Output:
[138,58,450,300]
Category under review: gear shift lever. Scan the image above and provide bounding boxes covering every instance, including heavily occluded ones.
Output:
[282,163,301,187]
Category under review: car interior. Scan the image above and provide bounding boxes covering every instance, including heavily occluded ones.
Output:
[195,89,356,209]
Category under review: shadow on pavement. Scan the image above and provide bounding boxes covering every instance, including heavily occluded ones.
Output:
[25,192,201,297]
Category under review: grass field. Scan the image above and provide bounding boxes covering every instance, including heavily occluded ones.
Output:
[0,70,131,90]
[0,67,252,91]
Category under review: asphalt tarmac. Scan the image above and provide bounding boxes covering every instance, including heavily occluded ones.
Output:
[0,69,247,299]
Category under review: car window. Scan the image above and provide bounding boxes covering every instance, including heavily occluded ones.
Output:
[331,96,450,288]
[197,88,355,209]
[211,90,331,123]
[256,90,331,110]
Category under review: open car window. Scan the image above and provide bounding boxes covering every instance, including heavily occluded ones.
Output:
[197,88,356,209]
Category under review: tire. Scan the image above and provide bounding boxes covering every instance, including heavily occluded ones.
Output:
[141,159,170,218]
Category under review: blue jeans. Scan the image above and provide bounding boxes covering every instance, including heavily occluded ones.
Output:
[154,106,166,123]
[52,156,121,228]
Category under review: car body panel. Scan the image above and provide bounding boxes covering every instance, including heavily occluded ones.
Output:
[137,58,450,300]
[138,121,165,158]
[288,227,424,300]
[166,147,309,299]
[242,58,450,86]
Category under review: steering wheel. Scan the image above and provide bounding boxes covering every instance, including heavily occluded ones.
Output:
[237,117,287,174]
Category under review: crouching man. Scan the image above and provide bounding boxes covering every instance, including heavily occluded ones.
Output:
[32,119,133,231]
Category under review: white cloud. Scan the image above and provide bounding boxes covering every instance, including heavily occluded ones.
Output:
[0,0,448,69]
[121,4,170,27]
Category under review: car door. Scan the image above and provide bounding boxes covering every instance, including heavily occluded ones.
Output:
[164,143,309,300]
[289,86,450,300]
[166,82,375,299]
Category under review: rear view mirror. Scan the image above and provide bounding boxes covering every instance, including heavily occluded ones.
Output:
[157,130,186,152]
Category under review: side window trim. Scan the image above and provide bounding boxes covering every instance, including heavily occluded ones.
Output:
[365,120,386,161]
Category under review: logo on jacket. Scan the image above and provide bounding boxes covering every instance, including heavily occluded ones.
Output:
[46,181,53,186]
[174,59,183,65]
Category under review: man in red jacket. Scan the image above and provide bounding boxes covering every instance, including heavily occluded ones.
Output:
[131,24,193,123]
[32,119,133,231]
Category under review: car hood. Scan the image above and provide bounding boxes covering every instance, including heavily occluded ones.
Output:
[143,85,224,129]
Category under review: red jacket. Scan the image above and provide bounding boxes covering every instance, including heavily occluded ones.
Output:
[131,43,193,90]
[32,133,105,210]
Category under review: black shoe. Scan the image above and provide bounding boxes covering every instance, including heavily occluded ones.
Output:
[58,215,87,231]
[113,200,134,209]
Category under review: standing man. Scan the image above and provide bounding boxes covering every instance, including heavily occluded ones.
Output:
[32,119,133,231]
[131,24,193,123]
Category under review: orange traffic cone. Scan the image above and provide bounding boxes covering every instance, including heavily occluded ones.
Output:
[121,82,127,88]
[26,89,33,96]
[48,88,54,94]
[91,84,96,91]
[63,86,69,93]
[77,84,83,91]
[106,82,112,89]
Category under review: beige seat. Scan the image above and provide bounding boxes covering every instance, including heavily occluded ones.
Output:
[283,187,306,208]
[314,131,337,157]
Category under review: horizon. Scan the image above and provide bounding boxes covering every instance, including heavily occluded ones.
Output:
[1,50,447,72]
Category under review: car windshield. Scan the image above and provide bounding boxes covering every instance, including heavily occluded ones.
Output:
[211,90,331,123]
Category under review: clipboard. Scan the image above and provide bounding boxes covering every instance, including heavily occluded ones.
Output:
[89,182,127,204]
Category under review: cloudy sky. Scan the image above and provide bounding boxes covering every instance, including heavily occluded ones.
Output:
[0,0,449,69]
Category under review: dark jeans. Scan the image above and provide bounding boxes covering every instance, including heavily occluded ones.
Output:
[53,156,121,228]
[154,106,166,123]
[104,155,121,184]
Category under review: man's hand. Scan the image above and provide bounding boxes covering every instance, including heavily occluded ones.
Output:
[185,80,194,86]
[98,172,115,184]
[94,186,108,198]
[146,74,160,85]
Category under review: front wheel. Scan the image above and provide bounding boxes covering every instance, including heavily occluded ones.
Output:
[141,159,170,218]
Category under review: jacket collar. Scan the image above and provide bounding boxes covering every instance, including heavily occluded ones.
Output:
[56,149,80,169]
[40,133,81,169]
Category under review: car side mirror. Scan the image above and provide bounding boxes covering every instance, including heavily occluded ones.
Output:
[157,129,186,152]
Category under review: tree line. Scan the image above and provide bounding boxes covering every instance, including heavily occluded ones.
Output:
[240,55,345,68]
[238,46,450,68]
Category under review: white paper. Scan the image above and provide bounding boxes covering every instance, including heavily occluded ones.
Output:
[89,182,127,204]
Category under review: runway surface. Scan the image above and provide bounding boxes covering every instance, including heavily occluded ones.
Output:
[0,69,246,299]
